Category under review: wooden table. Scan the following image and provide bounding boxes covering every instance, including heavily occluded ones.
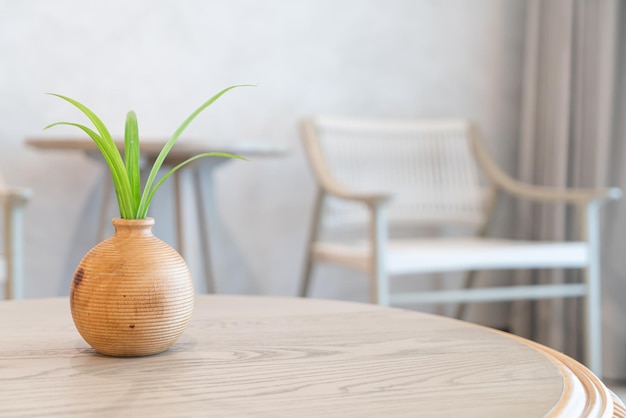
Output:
[26,138,286,293]
[0,296,624,417]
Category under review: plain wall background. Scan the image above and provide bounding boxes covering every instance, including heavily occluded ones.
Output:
[0,0,526,325]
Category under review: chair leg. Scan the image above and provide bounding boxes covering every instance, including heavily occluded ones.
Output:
[369,268,390,306]
[454,189,499,319]
[300,190,324,297]
[582,201,602,377]
[455,270,478,319]
[583,265,602,377]
[369,203,389,306]
[4,199,25,300]
[300,253,315,298]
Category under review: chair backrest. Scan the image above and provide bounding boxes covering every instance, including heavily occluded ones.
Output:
[303,116,487,229]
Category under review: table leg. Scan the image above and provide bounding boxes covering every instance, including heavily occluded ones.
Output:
[192,164,216,294]
[173,170,185,258]
[97,161,221,294]
[97,174,113,242]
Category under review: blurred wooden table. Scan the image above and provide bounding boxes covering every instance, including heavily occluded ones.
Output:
[0,296,623,417]
[26,138,286,293]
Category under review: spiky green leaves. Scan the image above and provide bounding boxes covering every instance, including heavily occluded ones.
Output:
[44,85,250,219]
[124,111,141,214]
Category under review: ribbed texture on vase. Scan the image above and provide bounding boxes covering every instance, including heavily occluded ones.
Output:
[70,218,194,357]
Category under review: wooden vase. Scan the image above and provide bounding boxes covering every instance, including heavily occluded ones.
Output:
[70,217,194,357]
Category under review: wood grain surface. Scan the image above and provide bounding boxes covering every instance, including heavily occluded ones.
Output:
[0,295,622,417]
[70,218,194,357]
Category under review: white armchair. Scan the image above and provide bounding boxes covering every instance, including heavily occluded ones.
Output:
[0,173,31,300]
[299,116,621,376]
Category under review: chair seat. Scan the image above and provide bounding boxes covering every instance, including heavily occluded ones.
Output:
[313,238,589,275]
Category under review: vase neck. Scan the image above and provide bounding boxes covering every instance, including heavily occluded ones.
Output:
[112,218,155,236]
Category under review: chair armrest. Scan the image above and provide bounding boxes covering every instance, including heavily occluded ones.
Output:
[0,187,33,207]
[470,125,622,204]
[493,180,620,204]
[301,119,392,207]
[325,187,392,207]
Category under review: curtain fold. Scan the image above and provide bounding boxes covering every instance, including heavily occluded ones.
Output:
[511,0,623,378]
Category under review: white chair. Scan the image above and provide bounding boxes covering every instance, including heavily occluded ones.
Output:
[0,172,31,299]
[299,116,621,376]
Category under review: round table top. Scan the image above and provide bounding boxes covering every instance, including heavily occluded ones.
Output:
[26,137,288,163]
[0,295,622,417]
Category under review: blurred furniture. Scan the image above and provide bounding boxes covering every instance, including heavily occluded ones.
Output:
[299,116,621,376]
[27,138,286,293]
[0,173,31,299]
[1,295,624,417]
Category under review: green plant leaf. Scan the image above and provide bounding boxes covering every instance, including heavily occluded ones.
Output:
[44,121,134,218]
[46,93,134,218]
[124,111,141,214]
[136,84,254,217]
[138,152,247,218]
[46,87,251,219]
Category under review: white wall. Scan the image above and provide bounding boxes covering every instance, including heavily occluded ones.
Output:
[0,0,526,322]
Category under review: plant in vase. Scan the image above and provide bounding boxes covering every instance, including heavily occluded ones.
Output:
[46,85,249,356]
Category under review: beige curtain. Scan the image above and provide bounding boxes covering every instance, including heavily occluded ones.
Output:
[511,0,624,378]
[603,3,626,381]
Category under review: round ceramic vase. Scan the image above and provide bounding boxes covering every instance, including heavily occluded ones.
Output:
[70,218,194,357]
